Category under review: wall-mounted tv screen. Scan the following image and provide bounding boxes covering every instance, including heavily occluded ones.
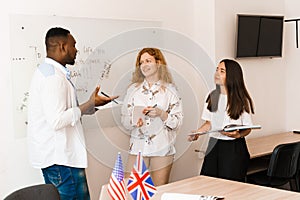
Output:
[236,14,284,58]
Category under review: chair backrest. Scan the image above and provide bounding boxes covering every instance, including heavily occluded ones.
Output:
[267,141,300,178]
[4,184,60,200]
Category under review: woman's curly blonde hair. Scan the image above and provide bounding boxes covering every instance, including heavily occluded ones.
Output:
[131,48,173,86]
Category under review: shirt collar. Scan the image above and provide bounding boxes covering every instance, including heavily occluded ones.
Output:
[142,79,161,90]
[45,57,71,79]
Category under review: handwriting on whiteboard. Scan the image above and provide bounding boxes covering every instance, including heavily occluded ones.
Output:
[100,60,112,80]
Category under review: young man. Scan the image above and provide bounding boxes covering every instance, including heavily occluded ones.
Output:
[27,27,118,199]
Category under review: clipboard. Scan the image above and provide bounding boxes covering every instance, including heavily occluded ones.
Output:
[188,130,222,137]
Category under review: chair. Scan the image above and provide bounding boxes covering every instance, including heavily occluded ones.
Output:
[247,141,300,191]
[294,155,300,191]
[4,184,60,200]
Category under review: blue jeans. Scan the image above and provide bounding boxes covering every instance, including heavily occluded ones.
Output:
[42,165,90,200]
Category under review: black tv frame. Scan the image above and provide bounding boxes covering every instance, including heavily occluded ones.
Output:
[235,14,284,58]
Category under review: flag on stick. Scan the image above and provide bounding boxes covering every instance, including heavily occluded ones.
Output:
[127,151,157,200]
[107,152,126,200]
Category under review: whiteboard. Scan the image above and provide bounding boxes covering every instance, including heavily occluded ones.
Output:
[9,14,161,139]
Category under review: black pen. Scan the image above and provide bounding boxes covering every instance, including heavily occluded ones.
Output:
[145,104,157,115]
[100,91,118,104]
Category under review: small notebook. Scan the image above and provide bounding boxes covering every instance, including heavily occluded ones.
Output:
[132,106,145,125]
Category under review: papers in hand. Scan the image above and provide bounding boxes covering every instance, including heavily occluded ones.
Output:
[161,193,224,200]
[188,124,261,136]
[188,130,222,136]
[132,106,145,125]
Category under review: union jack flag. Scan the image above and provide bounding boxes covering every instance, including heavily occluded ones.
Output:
[127,151,157,200]
[107,152,126,200]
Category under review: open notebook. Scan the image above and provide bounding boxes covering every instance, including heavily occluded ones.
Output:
[188,124,261,136]
[161,193,224,200]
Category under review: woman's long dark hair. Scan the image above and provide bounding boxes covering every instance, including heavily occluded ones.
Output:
[206,59,254,120]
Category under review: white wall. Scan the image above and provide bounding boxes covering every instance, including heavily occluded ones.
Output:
[0,0,215,199]
[285,0,300,131]
[215,0,287,137]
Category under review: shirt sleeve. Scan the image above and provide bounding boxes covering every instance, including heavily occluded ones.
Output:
[42,75,81,131]
[121,85,135,131]
[163,86,183,130]
[240,111,253,126]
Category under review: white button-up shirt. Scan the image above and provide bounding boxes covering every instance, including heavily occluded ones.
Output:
[27,58,87,169]
[121,80,183,156]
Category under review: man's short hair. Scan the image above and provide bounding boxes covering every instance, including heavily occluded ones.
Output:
[45,27,70,48]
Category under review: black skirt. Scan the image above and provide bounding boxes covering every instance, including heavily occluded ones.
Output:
[200,137,250,182]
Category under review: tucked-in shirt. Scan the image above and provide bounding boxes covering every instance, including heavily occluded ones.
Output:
[201,94,253,140]
[121,80,183,156]
[27,58,87,169]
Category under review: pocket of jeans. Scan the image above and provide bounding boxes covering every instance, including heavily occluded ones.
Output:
[45,166,63,187]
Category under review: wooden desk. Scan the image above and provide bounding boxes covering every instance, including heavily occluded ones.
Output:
[247,132,300,159]
[246,131,300,175]
[152,175,300,200]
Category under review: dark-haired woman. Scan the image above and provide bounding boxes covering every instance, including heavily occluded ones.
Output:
[188,59,255,182]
